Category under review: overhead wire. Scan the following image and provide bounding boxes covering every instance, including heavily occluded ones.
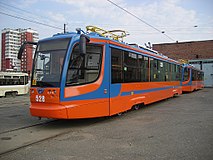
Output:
[1,1,211,37]
[0,3,24,16]
[0,1,49,22]
[0,11,63,30]
[0,1,36,15]
[0,4,40,25]
[106,0,176,41]
[0,2,64,31]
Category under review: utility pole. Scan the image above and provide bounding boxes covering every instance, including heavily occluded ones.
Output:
[64,23,66,33]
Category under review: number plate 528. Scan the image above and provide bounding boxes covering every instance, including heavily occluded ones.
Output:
[35,95,45,102]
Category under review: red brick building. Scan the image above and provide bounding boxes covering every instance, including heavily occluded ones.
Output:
[1,28,38,75]
[152,40,213,61]
[20,30,37,74]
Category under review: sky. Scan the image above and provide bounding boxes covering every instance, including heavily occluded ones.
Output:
[0,0,213,46]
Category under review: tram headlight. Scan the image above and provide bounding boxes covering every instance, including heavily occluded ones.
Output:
[47,90,56,95]
[47,90,51,94]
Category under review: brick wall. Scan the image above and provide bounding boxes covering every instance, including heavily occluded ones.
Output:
[1,33,6,71]
[20,32,33,74]
[153,40,213,60]
[25,32,33,74]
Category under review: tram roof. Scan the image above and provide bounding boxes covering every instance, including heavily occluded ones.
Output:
[38,31,181,65]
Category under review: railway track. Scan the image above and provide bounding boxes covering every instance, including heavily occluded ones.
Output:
[0,117,106,157]
[0,120,57,135]
[0,94,107,157]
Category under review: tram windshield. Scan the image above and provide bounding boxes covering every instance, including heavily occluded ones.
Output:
[32,38,70,87]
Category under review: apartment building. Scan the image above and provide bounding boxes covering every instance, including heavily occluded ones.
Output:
[1,28,38,74]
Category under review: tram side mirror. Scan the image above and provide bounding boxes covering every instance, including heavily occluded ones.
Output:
[18,43,26,59]
[79,34,90,56]
[18,41,37,59]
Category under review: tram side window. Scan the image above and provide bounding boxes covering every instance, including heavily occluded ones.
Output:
[111,48,123,83]
[171,64,180,81]
[144,57,149,82]
[176,65,181,81]
[192,69,196,81]
[24,76,29,84]
[196,71,198,80]
[158,60,164,81]
[201,72,204,80]
[163,62,168,81]
[66,44,102,85]
[197,71,201,80]
[0,79,5,85]
[13,76,19,85]
[138,55,149,82]
[150,60,173,82]
[197,71,199,80]
[138,55,143,81]
[20,76,24,85]
[0,75,28,85]
[150,58,159,81]
[192,70,194,80]
[199,71,201,80]
[198,71,204,81]
[171,64,176,81]
[193,70,203,81]
[165,62,171,81]
[183,68,189,81]
[124,52,140,82]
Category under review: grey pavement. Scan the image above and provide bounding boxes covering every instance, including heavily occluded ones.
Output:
[0,88,213,160]
[0,94,51,133]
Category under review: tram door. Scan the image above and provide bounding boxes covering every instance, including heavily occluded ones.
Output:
[109,47,125,115]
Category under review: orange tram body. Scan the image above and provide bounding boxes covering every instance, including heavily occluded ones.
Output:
[182,64,204,92]
[21,28,204,119]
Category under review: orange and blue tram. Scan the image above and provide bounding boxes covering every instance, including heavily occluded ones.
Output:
[182,64,204,92]
[18,26,193,119]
